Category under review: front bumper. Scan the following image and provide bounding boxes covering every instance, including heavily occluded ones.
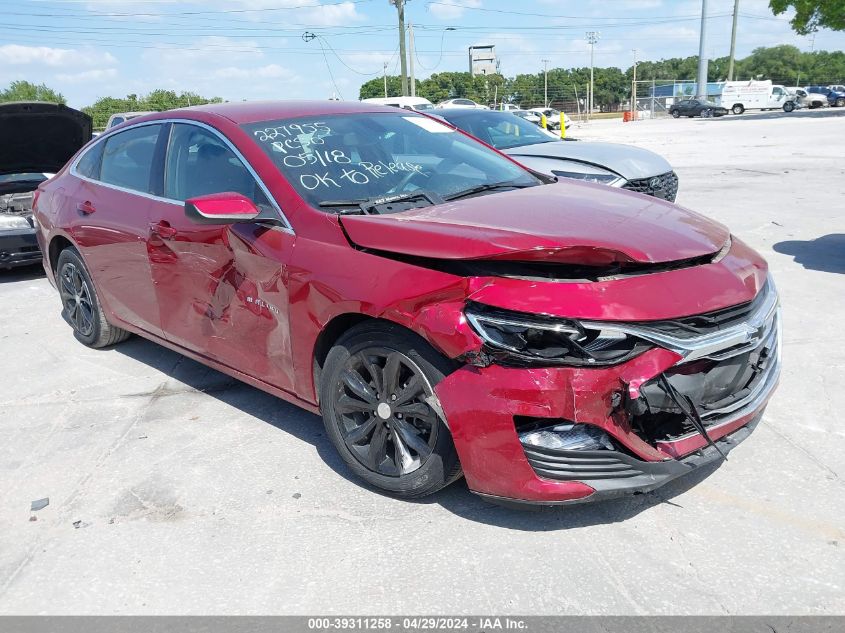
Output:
[434,281,780,505]
[0,228,41,269]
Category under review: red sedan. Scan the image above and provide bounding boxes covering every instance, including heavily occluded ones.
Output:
[34,101,780,505]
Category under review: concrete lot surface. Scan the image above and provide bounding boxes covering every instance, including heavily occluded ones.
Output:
[1,109,844,615]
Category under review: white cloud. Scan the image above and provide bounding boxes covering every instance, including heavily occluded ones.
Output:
[0,44,117,68]
[55,68,119,83]
[302,2,362,26]
[214,64,297,80]
[429,0,481,20]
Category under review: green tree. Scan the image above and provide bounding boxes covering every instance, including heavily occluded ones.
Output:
[770,0,845,34]
[82,90,223,129]
[359,75,404,99]
[0,80,66,104]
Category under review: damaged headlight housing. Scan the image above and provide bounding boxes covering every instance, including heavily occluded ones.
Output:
[465,302,650,366]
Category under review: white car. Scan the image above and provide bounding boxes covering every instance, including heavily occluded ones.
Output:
[526,107,571,130]
[785,87,828,109]
[436,98,488,109]
[361,97,435,111]
[105,111,156,129]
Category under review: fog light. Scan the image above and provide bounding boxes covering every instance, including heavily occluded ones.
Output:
[519,424,614,451]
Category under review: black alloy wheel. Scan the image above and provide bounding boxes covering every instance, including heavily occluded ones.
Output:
[59,261,95,338]
[56,248,130,348]
[320,323,462,497]
[332,348,437,477]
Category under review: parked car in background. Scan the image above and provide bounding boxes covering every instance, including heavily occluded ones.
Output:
[434,109,679,201]
[526,107,571,130]
[785,87,828,110]
[435,98,488,109]
[35,100,778,506]
[361,97,434,111]
[0,102,91,269]
[669,99,729,118]
[805,86,845,107]
[105,111,156,129]
[511,109,541,124]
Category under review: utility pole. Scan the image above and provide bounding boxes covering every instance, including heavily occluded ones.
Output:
[696,0,709,99]
[389,0,409,96]
[727,0,739,81]
[542,59,550,107]
[586,31,599,121]
[631,48,638,114]
[383,62,388,98]
[408,22,416,97]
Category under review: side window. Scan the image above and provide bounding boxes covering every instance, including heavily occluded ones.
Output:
[109,117,125,128]
[164,123,271,210]
[100,124,161,193]
[76,141,105,180]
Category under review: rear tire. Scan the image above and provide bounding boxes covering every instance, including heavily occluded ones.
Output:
[732,104,745,115]
[56,248,130,348]
[319,322,462,498]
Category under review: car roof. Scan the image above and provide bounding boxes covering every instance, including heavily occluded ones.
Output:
[436,108,510,117]
[140,100,402,125]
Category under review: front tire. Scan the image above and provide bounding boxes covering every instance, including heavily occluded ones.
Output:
[319,322,462,498]
[671,110,680,118]
[56,248,130,348]
[836,97,845,107]
[783,101,795,112]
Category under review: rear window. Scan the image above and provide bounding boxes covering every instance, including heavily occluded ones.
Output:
[100,124,161,193]
[76,142,104,180]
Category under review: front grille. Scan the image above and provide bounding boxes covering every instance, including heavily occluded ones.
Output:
[631,309,780,445]
[623,170,679,202]
[640,280,771,339]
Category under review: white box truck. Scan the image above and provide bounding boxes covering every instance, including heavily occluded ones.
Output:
[716,80,791,114]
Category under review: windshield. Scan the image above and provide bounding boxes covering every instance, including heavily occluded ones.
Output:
[243,113,538,210]
[438,111,558,150]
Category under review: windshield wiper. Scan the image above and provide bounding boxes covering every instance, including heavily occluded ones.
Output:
[443,180,536,202]
[317,190,441,215]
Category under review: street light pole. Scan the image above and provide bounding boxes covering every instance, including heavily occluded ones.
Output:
[389,0,409,96]
[586,31,599,121]
[727,0,739,81]
[409,22,416,97]
[542,58,550,107]
[383,62,388,97]
[696,0,709,99]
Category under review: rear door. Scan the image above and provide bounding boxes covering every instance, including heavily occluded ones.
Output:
[70,123,165,337]
[146,121,297,391]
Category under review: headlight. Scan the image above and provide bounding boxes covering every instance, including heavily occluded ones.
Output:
[0,215,31,231]
[552,169,624,186]
[465,302,651,366]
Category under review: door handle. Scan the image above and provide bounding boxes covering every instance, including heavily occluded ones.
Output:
[76,201,96,215]
[149,221,178,240]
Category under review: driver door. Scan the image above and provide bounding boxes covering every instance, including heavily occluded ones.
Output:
[146,122,297,392]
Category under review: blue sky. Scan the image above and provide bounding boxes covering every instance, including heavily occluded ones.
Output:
[3,0,845,108]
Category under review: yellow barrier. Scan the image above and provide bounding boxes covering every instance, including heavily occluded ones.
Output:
[560,113,566,139]
[540,113,547,129]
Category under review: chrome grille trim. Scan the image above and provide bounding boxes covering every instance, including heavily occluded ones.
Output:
[581,280,778,363]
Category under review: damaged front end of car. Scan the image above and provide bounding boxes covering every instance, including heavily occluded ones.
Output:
[430,258,779,506]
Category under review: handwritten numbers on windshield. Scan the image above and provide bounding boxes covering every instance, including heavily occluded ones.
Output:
[254,120,425,191]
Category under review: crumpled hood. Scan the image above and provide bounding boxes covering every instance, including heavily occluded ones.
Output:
[504,140,673,181]
[0,102,92,176]
[339,181,730,265]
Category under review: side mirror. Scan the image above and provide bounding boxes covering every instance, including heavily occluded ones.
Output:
[185,192,261,225]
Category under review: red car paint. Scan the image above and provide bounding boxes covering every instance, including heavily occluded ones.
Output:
[34,101,778,504]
